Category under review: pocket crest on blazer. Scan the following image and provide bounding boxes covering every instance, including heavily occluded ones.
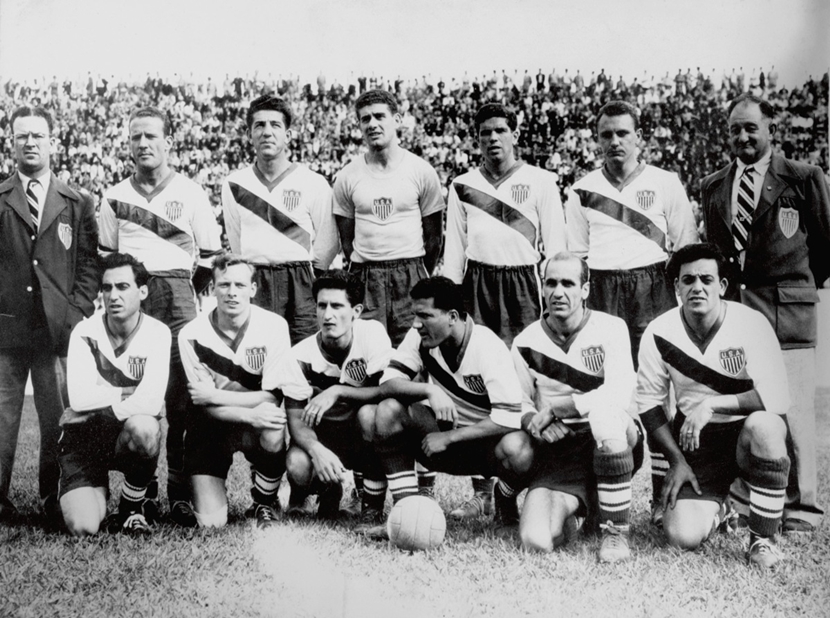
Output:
[778,207,798,239]
[58,222,73,249]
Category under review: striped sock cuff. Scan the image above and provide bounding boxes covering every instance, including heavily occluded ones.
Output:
[120,479,148,513]
[747,482,785,537]
[471,476,493,494]
[496,479,516,499]
[353,472,364,493]
[251,470,280,505]
[597,480,632,527]
[363,478,387,510]
[387,470,418,503]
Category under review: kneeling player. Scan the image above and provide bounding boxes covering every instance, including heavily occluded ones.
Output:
[636,244,790,568]
[513,253,644,562]
[59,253,170,536]
[368,277,534,537]
[179,254,291,528]
[278,270,391,523]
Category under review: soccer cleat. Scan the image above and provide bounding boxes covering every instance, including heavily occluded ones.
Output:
[598,522,630,563]
[650,501,664,529]
[418,484,436,499]
[121,512,153,536]
[142,498,161,526]
[715,500,739,535]
[169,500,197,528]
[449,492,493,519]
[354,507,388,540]
[746,537,782,569]
[493,490,519,526]
[247,503,279,529]
[317,484,344,521]
[782,518,814,535]
[341,487,362,517]
[285,496,315,519]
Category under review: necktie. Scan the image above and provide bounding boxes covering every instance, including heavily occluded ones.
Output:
[732,165,755,251]
[26,179,41,230]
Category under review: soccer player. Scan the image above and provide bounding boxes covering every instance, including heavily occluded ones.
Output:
[178,254,291,529]
[333,89,445,347]
[636,243,790,568]
[278,270,391,524]
[222,94,339,346]
[99,107,223,526]
[365,277,533,538]
[59,253,170,536]
[514,253,643,562]
[565,100,698,523]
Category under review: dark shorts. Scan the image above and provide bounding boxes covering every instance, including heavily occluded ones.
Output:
[463,261,541,347]
[529,421,645,515]
[672,414,744,504]
[184,410,286,479]
[588,261,676,364]
[349,258,428,347]
[312,415,363,472]
[252,261,317,346]
[142,270,197,341]
[58,412,125,498]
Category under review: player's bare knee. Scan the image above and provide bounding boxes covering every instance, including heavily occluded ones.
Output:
[285,446,313,486]
[496,431,533,474]
[520,524,554,553]
[663,512,708,550]
[123,415,160,457]
[357,404,377,441]
[259,428,285,453]
[374,398,406,435]
[62,510,101,537]
[743,411,787,449]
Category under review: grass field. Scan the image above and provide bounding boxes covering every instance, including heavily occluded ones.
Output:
[1,393,829,618]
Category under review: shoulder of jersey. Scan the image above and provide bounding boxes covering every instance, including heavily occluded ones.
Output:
[141,312,171,334]
[512,319,543,346]
[589,309,628,330]
[356,317,390,339]
[251,304,289,329]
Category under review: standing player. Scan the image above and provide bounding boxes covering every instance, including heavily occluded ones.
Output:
[59,253,170,536]
[701,94,830,534]
[99,107,223,526]
[278,271,391,524]
[333,89,445,347]
[178,254,291,529]
[514,253,643,562]
[636,244,790,568]
[566,100,698,521]
[222,94,339,345]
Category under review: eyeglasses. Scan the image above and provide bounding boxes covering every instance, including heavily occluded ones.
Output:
[13,132,49,143]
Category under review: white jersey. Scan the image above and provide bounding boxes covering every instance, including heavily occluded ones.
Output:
[67,312,171,421]
[512,310,635,426]
[635,301,789,428]
[99,172,223,273]
[566,164,698,270]
[277,319,392,421]
[222,163,339,270]
[178,305,291,395]
[444,164,566,283]
[381,316,523,429]
[332,150,445,263]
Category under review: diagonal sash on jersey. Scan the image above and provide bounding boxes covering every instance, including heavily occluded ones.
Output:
[82,337,141,388]
[299,361,341,391]
[418,346,491,410]
[654,335,754,394]
[454,184,537,246]
[109,200,195,256]
[191,340,263,391]
[573,189,667,249]
[229,183,311,251]
[517,346,604,393]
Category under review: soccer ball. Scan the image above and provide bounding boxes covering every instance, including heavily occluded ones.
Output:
[387,495,446,551]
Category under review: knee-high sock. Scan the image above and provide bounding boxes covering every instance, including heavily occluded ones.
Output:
[745,452,789,539]
[595,448,635,529]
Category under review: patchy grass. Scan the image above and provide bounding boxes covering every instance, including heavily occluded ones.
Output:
[1,392,829,617]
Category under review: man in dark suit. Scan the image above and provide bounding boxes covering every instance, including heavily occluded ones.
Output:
[701,93,830,534]
[0,106,98,527]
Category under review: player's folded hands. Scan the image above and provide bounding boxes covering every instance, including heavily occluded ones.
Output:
[250,402,287,430]
[540,419,572,444]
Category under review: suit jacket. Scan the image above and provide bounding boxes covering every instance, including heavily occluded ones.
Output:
[0,173,98,355]
[701,154,830,348]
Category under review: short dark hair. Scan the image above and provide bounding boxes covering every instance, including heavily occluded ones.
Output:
[10,106,53,134]
[596,100,640,131]
[312,270,363,306]
[246,94,294,130]
[474,103,518,132]
[100,252,149,287]
[211,252,255,283]
[410,276,465,315]
[544,251,590,287]
[355,89,398,115]
[129,107,172,136]
[727,93,775,120]
[667,243,725,282]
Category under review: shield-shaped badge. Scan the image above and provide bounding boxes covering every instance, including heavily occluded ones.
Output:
[372,197,393,221]
[719,347,746,376]
[282,189,301,212]
[246,347,267,371]
[345,358,368,383]
[165,200,183,221]
[128,356,147,381]
[581,345,605,374]
[778,207,799,239]
[58,222,73,250]
[463,374,487,394]
[511,184,530,204]
[636,190,655,210]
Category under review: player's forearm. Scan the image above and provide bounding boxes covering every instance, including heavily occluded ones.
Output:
[335,215,355,261]
[201,404,267,425]
[649,423,687,466]
[334,385,383,405]
[287,406,322,452]
[444,418,511,444]
[205,389,277,408]
[708,392,764,416]
[377,378,431,404]
[547,395,581,419]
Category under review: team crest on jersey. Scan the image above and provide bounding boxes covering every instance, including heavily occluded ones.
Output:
[581,345,605,374]
[128,356,146,381]
[719,347,746,376]
[372,197,393,221]
[636,190,655,210]
[511,184,530,204]
[245,347,267,371]
[463,374,486,394]
[165,201,183,221]
[344,358,368,383]
[778,207,799,239]
[282,189,301,212]
[57,222,73,250]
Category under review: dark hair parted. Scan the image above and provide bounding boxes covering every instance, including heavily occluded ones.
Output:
[410,276,465,315]
[667,243,725,282]
[474,103,518,132]
[246,94,294,130]
[100,252,150,287]
[312,269,364,306]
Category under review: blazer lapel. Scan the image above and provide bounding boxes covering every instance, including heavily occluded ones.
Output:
[754,155,788,223]
[38,178,68,235]
[5,177,37,231]
[712,162,737,229]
